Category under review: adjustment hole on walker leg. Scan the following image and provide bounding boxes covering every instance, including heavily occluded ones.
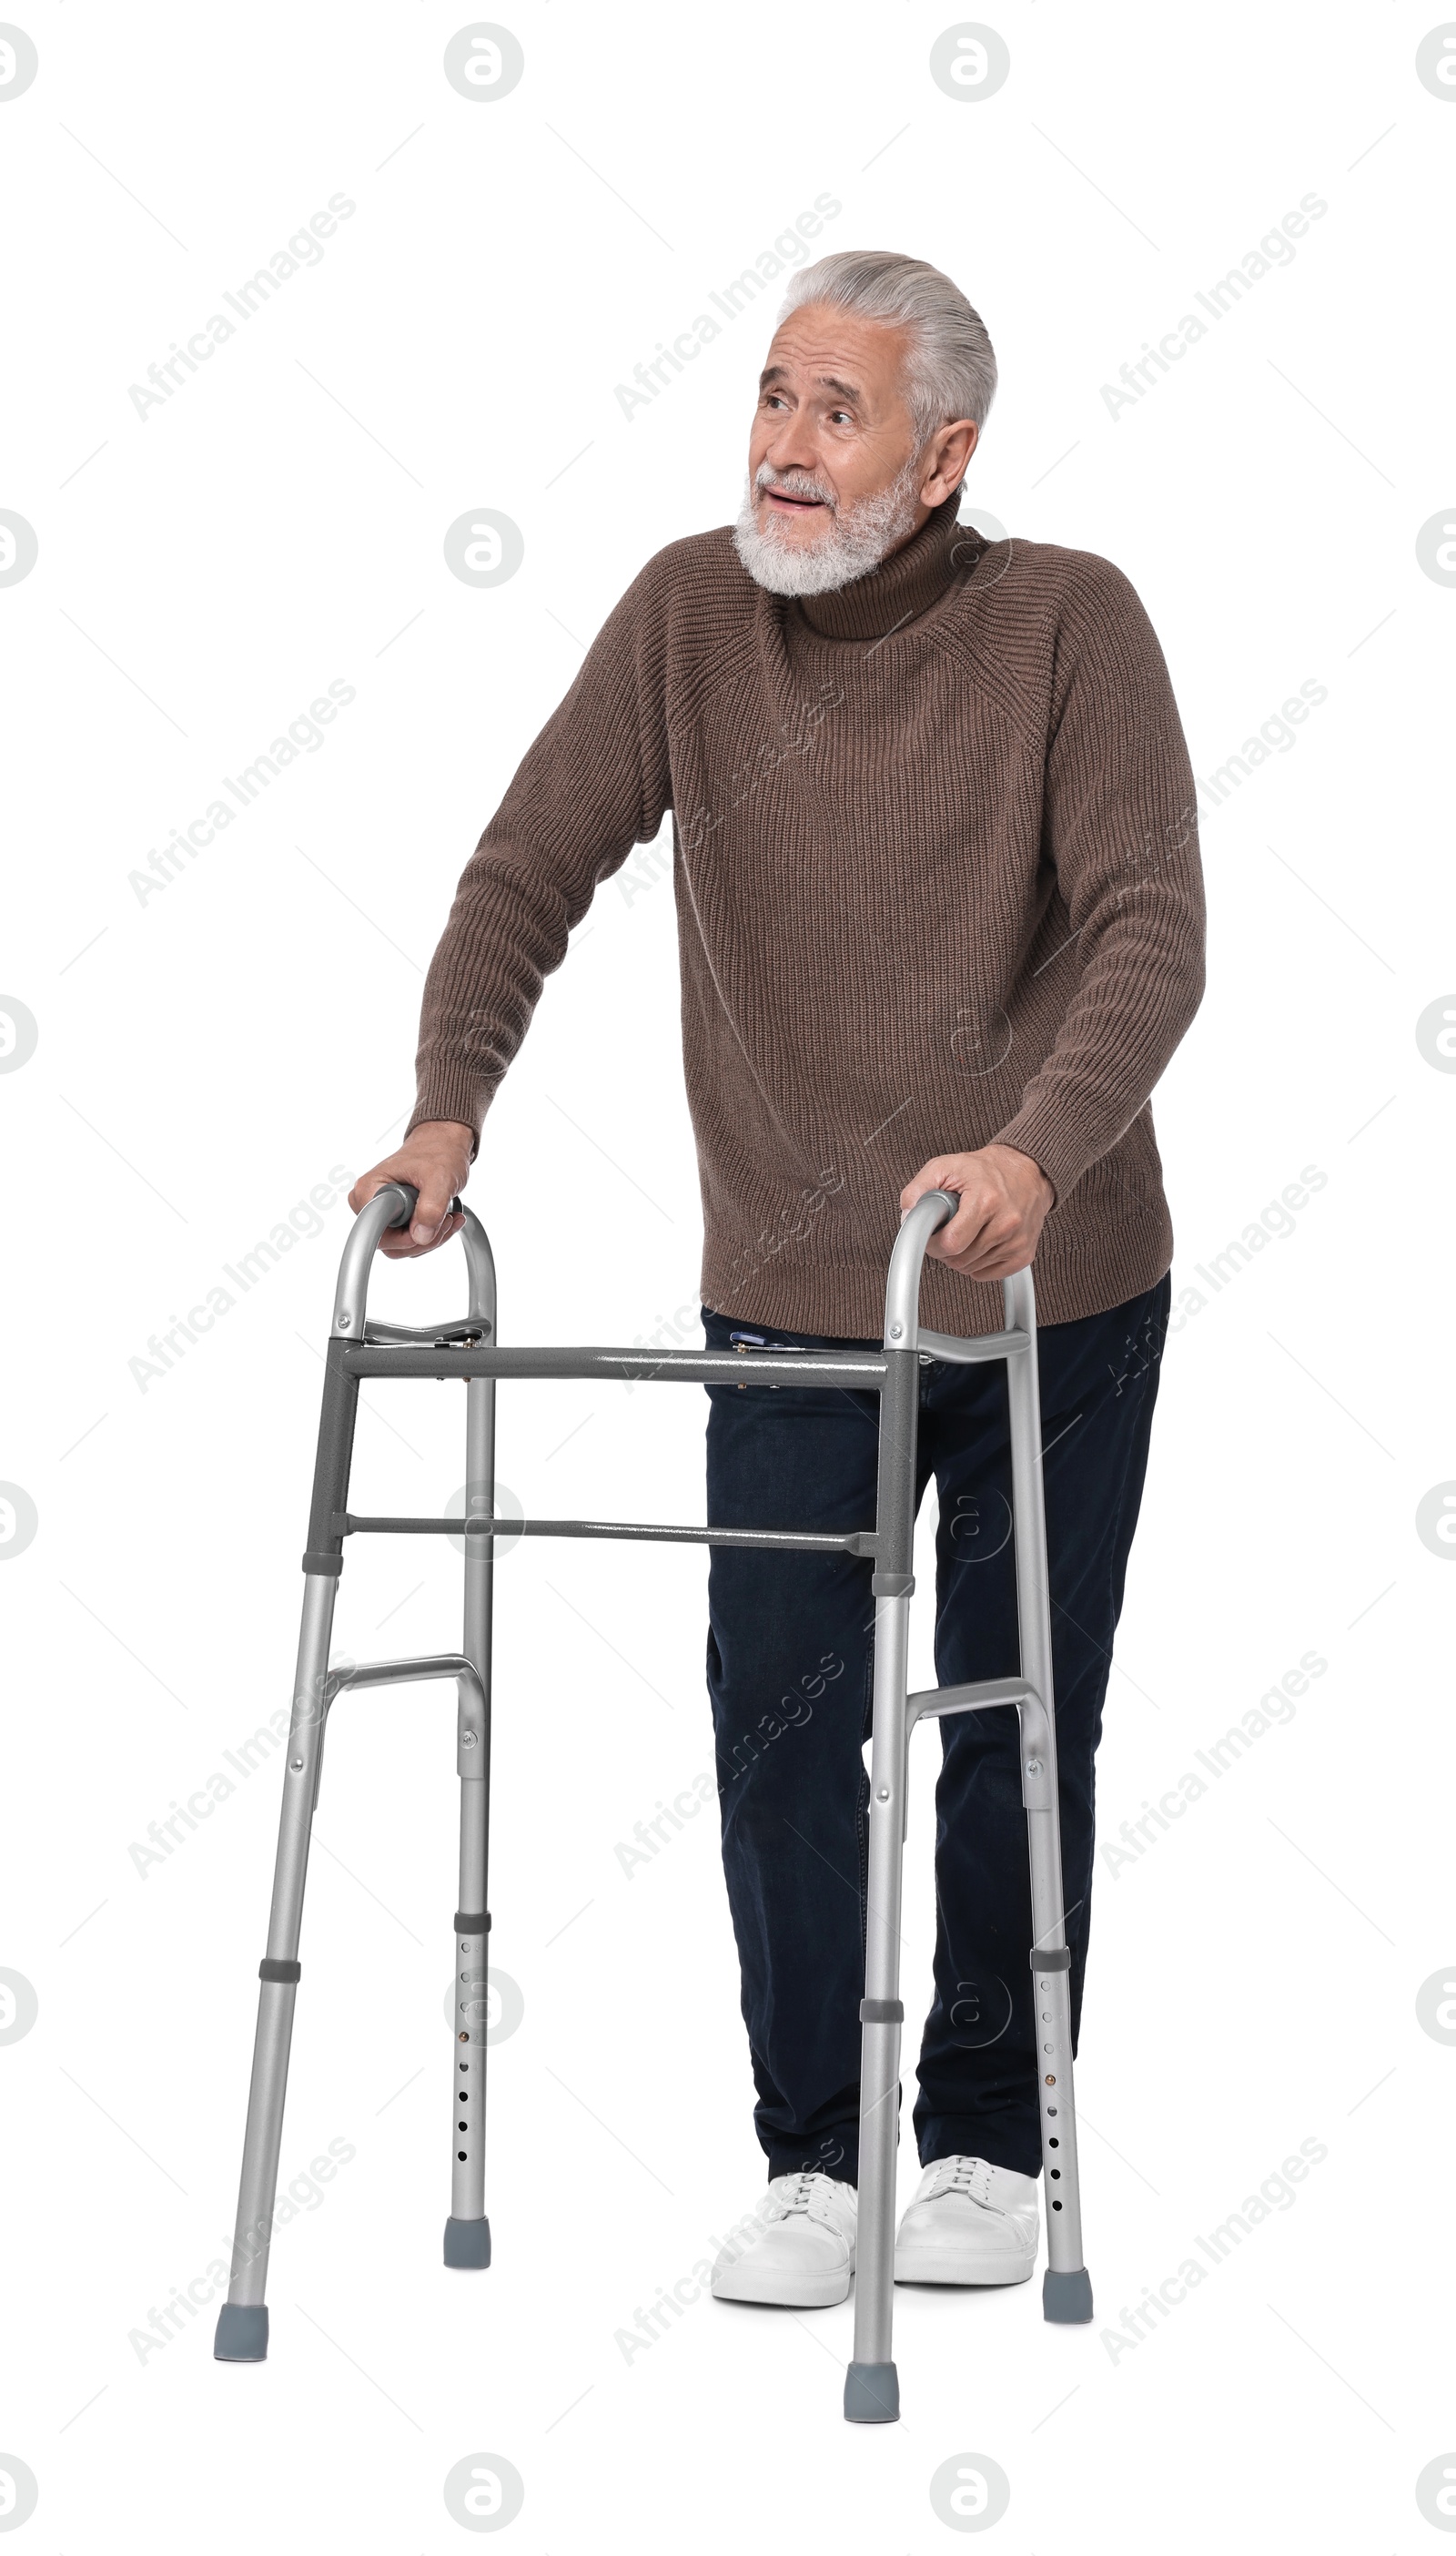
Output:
[1052,2199,1063,2211]
[1048,2136,1059,2147]
[1050,2168,1061,2179]
[458,2150,468,2162]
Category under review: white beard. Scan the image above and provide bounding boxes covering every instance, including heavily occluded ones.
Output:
[732,451,926,595]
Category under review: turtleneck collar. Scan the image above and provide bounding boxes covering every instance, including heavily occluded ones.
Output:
[785,494,986,642]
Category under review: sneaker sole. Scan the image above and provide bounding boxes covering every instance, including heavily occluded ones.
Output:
[712,2263,854,2308]
[893,2249,1035,2287]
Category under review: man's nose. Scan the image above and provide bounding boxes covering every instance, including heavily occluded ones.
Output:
[762,419,823,479]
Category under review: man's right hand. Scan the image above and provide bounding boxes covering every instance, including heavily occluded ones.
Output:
[349,1120,475,1258]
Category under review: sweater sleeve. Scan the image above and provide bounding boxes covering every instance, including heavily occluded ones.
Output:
[988,560,1206,1205]
[406,561,674,1151]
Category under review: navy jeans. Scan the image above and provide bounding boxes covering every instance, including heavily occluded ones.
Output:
[702,1271,1170,2186]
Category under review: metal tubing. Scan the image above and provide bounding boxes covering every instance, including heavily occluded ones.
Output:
[455,1206,496,2246]
[338,1515,875,1557]
[452,1673,489,2227]
[907,1675,1035,1728]
[303,1340,361,1567]
[219,1621,485,2338]
[219,1190,503,2352]
[846,1192,957,2422]
[220,1569,337,2321]
[881,1189,961,1349]
[460,1201,496,1333]
[850,1581,912,2386]
[365,1317,490,1345]
[267,1575,338,1959]
[340,1342,889,1386]
[1002,1265,1086,2279]
[223,1983,298,2316]
[301,1652,493,2247]
[331,1182,416,1336]
[917,1324,1027,1366]
[326,1652,485,1710]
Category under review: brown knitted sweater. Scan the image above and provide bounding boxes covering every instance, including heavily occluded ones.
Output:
[408,494,1206,1338]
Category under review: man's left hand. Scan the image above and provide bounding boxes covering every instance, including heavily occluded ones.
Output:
[900,1145,1057,1281]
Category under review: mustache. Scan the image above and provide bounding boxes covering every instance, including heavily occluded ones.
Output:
[754,462,838,510]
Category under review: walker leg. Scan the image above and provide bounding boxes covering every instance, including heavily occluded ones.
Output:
[1004,1271,1092,2325]
[843,1600,909,2424]
[444,1366,495,2268]
[214,1571,338,2359]
[844,1344,920,2423]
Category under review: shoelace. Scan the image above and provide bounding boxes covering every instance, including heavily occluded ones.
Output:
[773,2172,823,2216]
[770,2170,851,2221]
[924,2157,997,2210]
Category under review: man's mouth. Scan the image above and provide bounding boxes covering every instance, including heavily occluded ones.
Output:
[762,486,829,512]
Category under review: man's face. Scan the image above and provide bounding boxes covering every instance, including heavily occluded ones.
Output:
[734,301,973,596]
[746,303,921,548]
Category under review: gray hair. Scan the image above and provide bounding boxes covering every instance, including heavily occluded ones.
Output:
[774,249,997,446]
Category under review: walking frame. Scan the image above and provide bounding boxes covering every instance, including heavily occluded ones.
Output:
[214,1180,1093,2421]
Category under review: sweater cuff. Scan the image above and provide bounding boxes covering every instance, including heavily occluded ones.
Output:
[406,1075,488,1163]
[986,1100,1097,1211]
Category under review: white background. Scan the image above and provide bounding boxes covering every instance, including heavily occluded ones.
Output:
[2,2,1453,2547]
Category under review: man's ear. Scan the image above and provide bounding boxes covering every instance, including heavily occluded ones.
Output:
[920,417,979,506]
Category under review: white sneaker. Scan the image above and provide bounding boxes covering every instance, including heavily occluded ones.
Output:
[894,2155,1039,2286]
[711,2172,858,2308]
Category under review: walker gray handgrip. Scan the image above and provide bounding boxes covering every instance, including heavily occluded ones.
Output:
[383,1181,463,1230]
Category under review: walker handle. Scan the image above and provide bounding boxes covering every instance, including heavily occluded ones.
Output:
[380,1180,464,1230]
[333,1180,474,1338]
[882,1186,979,1348]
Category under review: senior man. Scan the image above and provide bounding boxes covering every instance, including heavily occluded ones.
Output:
[351,249,1205,2310]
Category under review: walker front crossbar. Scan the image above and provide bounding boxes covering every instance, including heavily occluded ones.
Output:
[214,1182,1092,2420]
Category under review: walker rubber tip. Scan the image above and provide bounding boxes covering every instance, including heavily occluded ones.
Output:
[444,2214,492,2269]
[1043,2266,1093,2324]
[844,2360,900,2423]
[214,2303,269,2361]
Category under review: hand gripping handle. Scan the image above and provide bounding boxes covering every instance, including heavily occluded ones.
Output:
[330,1180,471,1337]
[379,1180,464,1231]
